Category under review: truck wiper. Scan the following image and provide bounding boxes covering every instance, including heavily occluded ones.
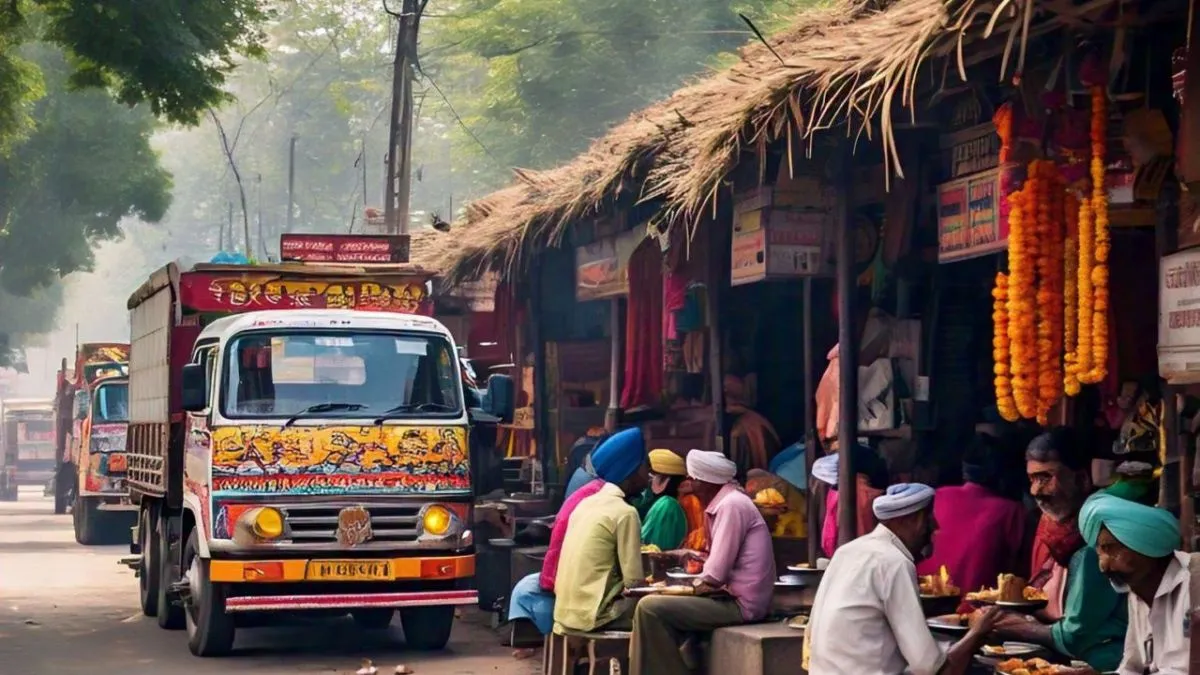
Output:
[282,402,367,428]
[372,402,457,425]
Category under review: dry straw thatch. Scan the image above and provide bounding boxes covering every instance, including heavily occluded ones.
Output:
[436,0,1063,285]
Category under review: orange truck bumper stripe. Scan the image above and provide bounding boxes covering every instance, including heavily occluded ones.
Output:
[209,554,475,583]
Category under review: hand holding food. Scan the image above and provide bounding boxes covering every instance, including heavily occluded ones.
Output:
[965,574,1047,602]
[753,487,786,507]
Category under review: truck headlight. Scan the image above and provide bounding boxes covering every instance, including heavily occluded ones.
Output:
[245,507,284,540]
[422,505,452,536]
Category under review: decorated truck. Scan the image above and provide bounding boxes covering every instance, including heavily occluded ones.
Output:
[52,344,132,537]
[0,398,56,499]
[123,259,513,657]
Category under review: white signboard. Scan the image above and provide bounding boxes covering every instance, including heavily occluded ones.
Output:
[1158,247,1200,382]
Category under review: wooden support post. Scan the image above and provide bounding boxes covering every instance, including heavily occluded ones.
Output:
[836,148,858,547]
[606,298,622,432]
[803,277,820,563]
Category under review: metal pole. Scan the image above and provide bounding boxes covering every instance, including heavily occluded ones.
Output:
[803,276,819,562]
[606,297,622,432]
[836,147,858,548]
[227,201,234,253]
[286,134,297,234]
[361,134,369,214]
[383,0,418,236]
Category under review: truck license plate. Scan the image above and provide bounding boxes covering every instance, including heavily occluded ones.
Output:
[307,560,393,581]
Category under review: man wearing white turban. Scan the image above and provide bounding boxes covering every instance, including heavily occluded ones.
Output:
[805,483,1001,674]
[629,451,775,675]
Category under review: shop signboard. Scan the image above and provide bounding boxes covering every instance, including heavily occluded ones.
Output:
[937,167,1006,262]
[1159,247,1200,383]
[730,188,834,286]
[280,233,410,264]
[574,228,644,301]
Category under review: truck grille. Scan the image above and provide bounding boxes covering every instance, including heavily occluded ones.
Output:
[280,503,422,544]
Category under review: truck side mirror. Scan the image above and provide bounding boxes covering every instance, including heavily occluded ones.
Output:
[181,363,209,413]
[483,374,515,424]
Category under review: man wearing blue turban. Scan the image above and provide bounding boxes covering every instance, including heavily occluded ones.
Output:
[1079,492,1188,674]
[553,427,650,633]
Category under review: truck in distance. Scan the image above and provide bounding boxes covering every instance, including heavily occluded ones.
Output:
[1,399,55,500]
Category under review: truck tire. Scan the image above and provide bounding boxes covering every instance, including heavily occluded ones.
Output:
[399,606,455,651]
[138,508,159,617]
[73,495,99,545]
[155,516,185,630]
[351,609,394,630]
[183,530,235,657]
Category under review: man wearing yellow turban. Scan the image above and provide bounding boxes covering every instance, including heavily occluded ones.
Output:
[639,449,689,550]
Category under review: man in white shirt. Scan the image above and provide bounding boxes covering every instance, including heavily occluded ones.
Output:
[805,483,999,675]
[1079,492,1189,674]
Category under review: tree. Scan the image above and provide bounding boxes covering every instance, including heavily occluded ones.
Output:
[0,44,172,295]
[426,0,803,171]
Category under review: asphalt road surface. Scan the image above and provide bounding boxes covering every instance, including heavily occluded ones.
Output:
[0,487,540,674]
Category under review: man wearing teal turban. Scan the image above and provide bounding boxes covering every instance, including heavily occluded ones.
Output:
[1079,492,1188,674]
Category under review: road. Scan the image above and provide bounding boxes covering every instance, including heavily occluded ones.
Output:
[0,488,539,674]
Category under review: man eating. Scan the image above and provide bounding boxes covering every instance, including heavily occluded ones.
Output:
[989,428,1127,672]
[629,450,774,675]
[1079,491,1188,674]
[552,428,650,634]
[805,483,1001,675]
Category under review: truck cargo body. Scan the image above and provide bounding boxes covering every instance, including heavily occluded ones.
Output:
[0,399,55,495]
[124,261,503,657]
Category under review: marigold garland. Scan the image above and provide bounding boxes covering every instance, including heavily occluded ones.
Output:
[1036,162,1065,424]
[1081,84,1110,385]
[1076,195,1095,380]
[1006,173,1038,420]
[993,272,1019,422]
[1063,193,1080,397]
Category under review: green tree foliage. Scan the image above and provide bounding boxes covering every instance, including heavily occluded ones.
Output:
[428,0,802,171]
[0,44,172,353]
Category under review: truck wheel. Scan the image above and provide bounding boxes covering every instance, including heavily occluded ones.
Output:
[183,530,235,657]
[138,508,159,617]
[155,517,185,630]
[73,495,99,545]
[399,606,455,651]
[351,609,394,630]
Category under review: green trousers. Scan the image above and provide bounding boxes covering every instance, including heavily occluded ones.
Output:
[629,595,745,675]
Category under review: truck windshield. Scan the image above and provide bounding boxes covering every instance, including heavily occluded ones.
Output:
[92,382,129,423]
[221,331,463,420]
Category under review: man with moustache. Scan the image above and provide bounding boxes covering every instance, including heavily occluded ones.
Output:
[1079,492,1189,674]
[989,428,1127,672]
[804,484,1001,674]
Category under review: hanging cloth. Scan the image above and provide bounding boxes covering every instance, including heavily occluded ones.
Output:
[620,240,664,408]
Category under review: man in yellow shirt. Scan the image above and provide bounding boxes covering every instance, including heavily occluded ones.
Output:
[553,427,650,633]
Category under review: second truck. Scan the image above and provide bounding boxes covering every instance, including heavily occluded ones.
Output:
[123,258,513,657]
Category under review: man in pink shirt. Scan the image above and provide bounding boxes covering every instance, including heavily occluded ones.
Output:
[916,435,1027,599]
[630,450,776,675]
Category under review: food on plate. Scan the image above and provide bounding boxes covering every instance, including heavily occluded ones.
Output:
[753,488,786,507]
[684,558,704,575]
[966,574,1046,603]
[787,615,809,629]
[641,544,661,553]
[918,565,961,597]
[996,657,1058,675]
[930,613,971,626]
[792,562,812,569]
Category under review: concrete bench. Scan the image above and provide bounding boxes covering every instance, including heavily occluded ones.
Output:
[545,629,631,675]
[707,623,805,675]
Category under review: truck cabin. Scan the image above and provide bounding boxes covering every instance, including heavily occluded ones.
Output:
[186,313,465,425]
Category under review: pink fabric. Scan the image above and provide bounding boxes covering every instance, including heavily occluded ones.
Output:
[1042,563,1067,621]
[701,483,777,621]
[815,345,840,442]
[820,476,884,557]
[915,483,1026,596]
[539,478,606,591]
[663,271,688,340]
[822,489,839,557]
[620,241,664,408]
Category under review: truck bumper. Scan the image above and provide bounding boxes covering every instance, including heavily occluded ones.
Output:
[209,553,475,584]
[224,589,477,612]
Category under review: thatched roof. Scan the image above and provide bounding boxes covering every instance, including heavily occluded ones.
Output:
[437,0,1122,285]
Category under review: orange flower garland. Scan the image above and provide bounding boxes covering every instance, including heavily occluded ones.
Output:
[995,102,1014,163]
[1081,84,1110,385]
[993,272,1019,422]
[1006,175,1038,419]
[1063,193,1080,397]
[1076,195,1095,381]
[1035,162,1065,424]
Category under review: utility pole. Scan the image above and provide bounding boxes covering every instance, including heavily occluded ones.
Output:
[227,201,234,253]
[286,134,297,234]
[383,0,422,236]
